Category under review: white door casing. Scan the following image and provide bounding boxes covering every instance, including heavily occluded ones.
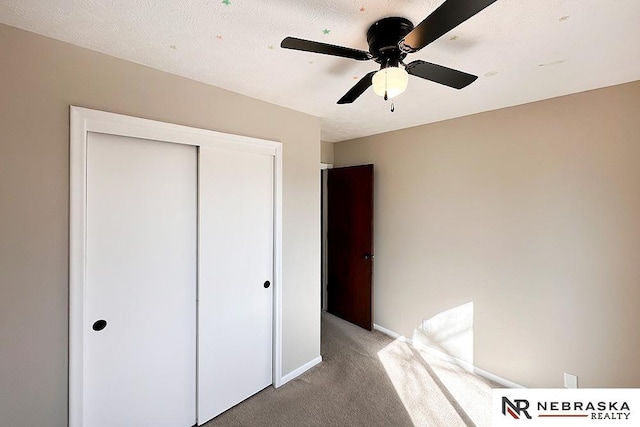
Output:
[69,107,284,427]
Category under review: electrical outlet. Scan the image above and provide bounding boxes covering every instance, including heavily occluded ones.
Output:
[564,372,578,388]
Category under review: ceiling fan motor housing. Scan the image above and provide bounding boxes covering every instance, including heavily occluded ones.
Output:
[366,17,414,67]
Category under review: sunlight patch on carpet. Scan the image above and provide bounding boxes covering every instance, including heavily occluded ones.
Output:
[378,338,495,427]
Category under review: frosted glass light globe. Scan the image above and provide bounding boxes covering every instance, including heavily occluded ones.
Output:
[372,67,409,99]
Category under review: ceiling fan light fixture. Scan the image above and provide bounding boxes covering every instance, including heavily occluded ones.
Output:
[372,66,409,99]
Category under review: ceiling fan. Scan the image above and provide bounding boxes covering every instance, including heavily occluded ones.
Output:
[281,0,498,105]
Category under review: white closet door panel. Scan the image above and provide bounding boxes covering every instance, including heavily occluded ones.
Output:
[85,132,197,427]
[198,147,274,423]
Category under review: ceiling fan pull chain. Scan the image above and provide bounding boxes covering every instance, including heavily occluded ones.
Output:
[391,101,395,112]
[384,68,389,101]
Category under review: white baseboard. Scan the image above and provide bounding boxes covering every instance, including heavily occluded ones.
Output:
[373,323,524,389]
[373,323,412,344]
[278,355,323,387]
[473,365,525,389]
[413,341,476,373]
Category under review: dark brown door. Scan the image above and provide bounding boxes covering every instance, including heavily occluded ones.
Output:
[327,164,374,330]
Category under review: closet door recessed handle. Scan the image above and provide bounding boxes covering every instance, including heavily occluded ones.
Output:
[92,319,107,331]
[264,280,271,288]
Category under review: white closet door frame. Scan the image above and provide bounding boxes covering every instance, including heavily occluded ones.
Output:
[69,106,284,427]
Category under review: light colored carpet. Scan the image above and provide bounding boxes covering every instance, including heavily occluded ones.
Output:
[203,312,498,426]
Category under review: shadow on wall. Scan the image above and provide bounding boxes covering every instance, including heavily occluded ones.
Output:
[412,302,474,365]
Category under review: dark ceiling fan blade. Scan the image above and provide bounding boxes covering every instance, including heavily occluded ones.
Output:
[405,60,477,89]
[399,0,498,53]
[337,71,377,104]
[281,37,373,61]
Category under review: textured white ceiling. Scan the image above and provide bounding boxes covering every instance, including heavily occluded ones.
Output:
[1,0,639,142]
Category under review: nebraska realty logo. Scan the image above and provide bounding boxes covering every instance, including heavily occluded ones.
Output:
[493,389,640,426]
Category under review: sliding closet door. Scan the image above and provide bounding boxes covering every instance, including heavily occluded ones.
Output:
[84,133,197,427]
[198,146,274,423]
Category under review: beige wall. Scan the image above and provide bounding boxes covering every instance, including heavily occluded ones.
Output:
[0,24,320,426]
[321,140,334,164]
[334,80,640,388]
